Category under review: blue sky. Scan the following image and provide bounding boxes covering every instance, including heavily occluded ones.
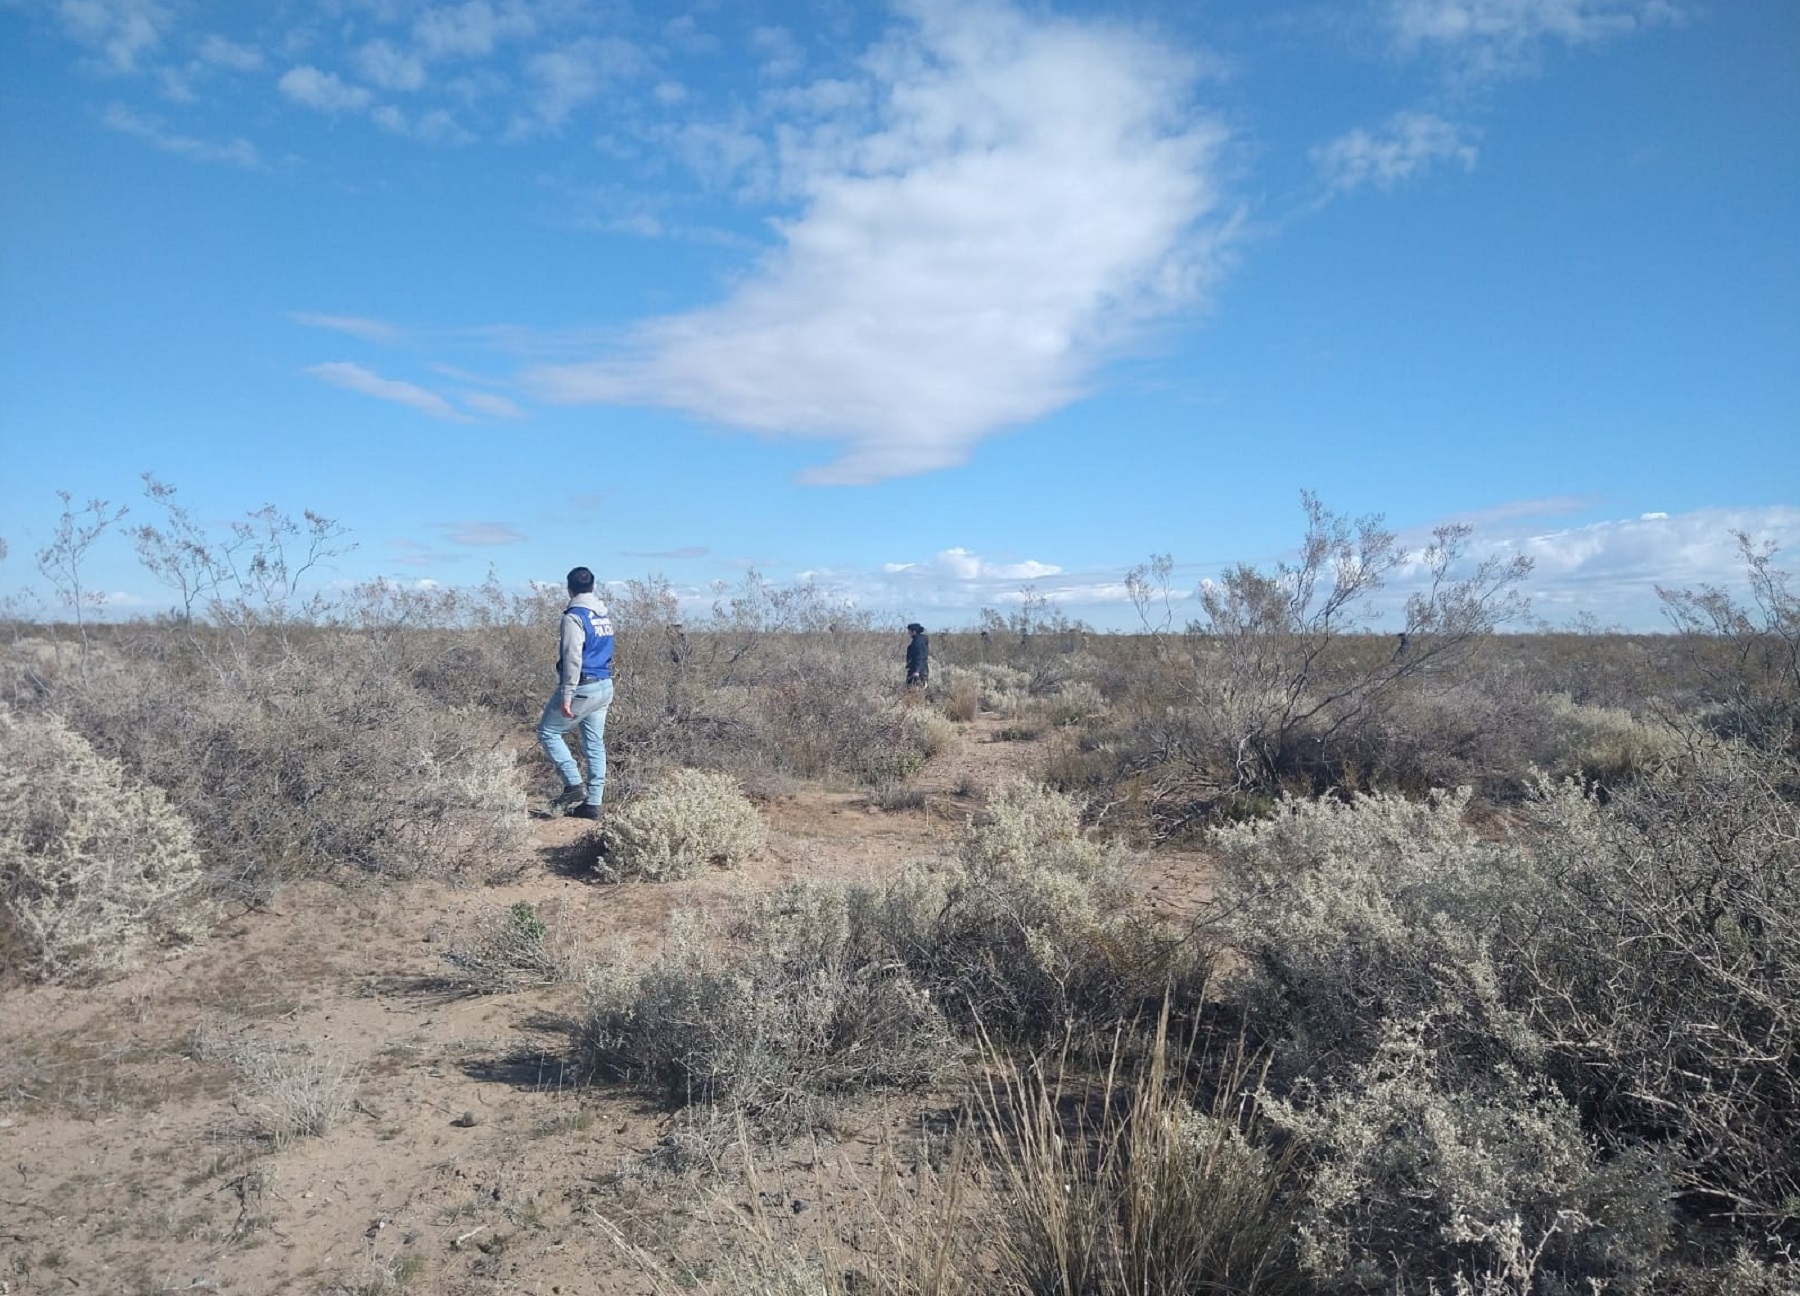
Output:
[1,0,1795,629]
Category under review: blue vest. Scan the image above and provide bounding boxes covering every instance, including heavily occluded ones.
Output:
[562,606,614,680]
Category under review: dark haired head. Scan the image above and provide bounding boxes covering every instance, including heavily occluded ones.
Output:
[567,567,596,595]
[906,622,924,634]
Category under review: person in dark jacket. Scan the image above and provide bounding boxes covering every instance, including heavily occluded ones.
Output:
[905,622,930,688]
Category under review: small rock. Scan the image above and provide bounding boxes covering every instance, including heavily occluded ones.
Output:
[453,1110,485,1128]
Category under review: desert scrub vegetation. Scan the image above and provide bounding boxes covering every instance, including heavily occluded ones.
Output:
[574,781,1206,1135]
[1207,741,1800,1291]
[600,767,766,881]
[576,888,955,1131]
[0,707,212,983]
[442,899,581,994]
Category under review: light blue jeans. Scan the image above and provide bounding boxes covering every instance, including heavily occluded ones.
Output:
[536,678,613,806]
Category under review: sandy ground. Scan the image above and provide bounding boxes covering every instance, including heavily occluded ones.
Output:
[0,715,1214,1295]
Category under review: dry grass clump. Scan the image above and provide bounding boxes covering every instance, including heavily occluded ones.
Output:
[602,768,766,882]
[230,1038,355,1145]
[576,889,954,1131]
[0,707,212,983]
[442,899,579,994]
[1207,743,1800,1291]
[980,1021,1303,1296]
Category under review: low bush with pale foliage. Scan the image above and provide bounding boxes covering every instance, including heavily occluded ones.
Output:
[0,707,212,983]
[602,767,766,881]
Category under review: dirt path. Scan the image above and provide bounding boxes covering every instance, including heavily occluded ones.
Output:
[0,716,1210,1295]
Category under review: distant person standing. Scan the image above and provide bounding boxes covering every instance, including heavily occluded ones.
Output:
[905,622,930,689]
[538,567,614,821]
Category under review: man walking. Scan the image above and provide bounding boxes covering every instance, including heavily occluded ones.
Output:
[905,622,930,689]
[538,567,614,821]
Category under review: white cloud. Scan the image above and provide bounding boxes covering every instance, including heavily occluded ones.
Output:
[196,34,262,72]
[279,65,375,114]
[357,39,426,92]
[462,390,525,418]
[1314,111,1477,193]
[58,0,171,72]
[1387,0,1681,77]
[518,37,643,133]
[290,312,402,343]
[373,104,477,145]
[751,25,805,80]
[883,547,1062,582]
[523,0,1234,484]
[102,102,258,167]
[305,362,469,421]
[413,1,535,61]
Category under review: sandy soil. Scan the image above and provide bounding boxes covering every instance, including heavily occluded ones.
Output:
[0,714,1215,1295]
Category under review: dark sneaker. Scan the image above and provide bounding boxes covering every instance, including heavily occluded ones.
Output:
[571,803,603,821]
[550,784,585,814]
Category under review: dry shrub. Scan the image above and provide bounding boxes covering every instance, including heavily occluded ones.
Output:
[906,707,960,760]
[0,707,212,983]
[1209,745,1800,1289]
[231,1038,354,1145]
[576,783,1203,1127]
[901,780,1208,1040]
[442,899,579,994]
[576,888,954,1132]
[1044,678,1107,727]
[1537,692,1685,782]
[602,768,766,882]
[939,672,981,722]
[54,638,529,889]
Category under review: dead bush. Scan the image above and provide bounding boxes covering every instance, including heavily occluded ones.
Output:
[0,707,212,983]
[230,1038,354,1145]
[601,768,766,882]
[442,899,579,994]
[575,888,954,1132]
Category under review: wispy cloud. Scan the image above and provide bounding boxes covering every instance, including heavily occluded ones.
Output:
[461,390,525,418]
[102,102,258,167]
[412,1,536,61]
[1440,494,1595,527]
[516,36,644,134]
[58,0,172,72]
[1498,505,1800,613]
[290,313,402,344]
[883,548,1062,583]
[356,39,426,92]
[524,0,1236,484]
[279,65,374,114]
[441,521,527,545]
[1314,111,1477,193]
[304,362,469,420]
[1386,0,1681,78]
[196,34,262,72]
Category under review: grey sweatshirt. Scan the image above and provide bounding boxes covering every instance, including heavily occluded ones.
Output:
[555,592,611,705]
